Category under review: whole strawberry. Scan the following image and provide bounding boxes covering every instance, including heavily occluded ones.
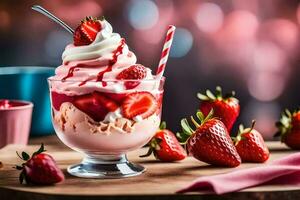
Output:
[15,144,65,185]
[275,108,300,150]
[178,110,241,167]
[234,121,269,163]
[140,122,186,162]
[116,64,147,89]
[197,86,240,133]
[73,16,103,46]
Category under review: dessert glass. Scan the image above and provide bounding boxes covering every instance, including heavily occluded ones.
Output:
[48,78,164,178]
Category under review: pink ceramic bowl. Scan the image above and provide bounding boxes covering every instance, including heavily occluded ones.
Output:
[0,99,33,148]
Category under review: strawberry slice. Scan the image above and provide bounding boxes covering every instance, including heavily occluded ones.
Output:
[122,92,157,119]
[73,92,118,121]
[73,16,103,46]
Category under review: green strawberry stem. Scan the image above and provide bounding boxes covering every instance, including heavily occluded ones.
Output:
[81,16,105,23]
[190,116,200,128]
[177,109,214,144]
[274,108,300,141]
[15,143,46,184]
[159,121,167,130]
[140,148,153,158]
[140,138,161,158]
[15,143,46,167]
[233,120,256,144]
[197,86,236,102]
[274,109,294,139]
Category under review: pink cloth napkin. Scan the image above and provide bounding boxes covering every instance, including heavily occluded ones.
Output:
[177,153,300,194]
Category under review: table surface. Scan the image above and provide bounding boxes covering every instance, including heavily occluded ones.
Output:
[0,136,299,200]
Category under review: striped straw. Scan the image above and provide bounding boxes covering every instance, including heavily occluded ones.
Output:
[156,25,176,79]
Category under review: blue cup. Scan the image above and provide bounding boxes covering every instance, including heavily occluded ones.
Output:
[0,66,55,136]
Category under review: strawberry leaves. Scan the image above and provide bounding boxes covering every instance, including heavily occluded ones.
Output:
[15,144,46,184]
[15,144,65,185]
[159,121,167,130]
[141,122,186,162]
[233,120,256,145]
[275,109,293,139]
[19,170,26,184]
[198,86,240,133]
[197,86,236,102]
[274,108,300,149]
[177,109,214,143]
[32,143,46,157]
[16,143,46,162]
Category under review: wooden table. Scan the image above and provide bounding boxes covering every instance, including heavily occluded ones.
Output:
[0,136,299,200]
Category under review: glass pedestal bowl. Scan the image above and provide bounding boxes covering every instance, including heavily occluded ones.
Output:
[48,78,164,178]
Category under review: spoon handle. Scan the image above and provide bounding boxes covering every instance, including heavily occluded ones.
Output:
[31,5,74,34]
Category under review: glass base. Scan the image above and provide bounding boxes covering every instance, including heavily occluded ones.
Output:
[67,154,145,178]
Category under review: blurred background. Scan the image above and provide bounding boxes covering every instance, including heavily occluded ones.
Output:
[0,0,299,139]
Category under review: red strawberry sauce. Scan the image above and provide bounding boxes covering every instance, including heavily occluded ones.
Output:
[96,39,126,87]
[62,39,126,87]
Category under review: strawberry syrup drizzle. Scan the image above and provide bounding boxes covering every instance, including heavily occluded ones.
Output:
[96,38,126,87]
[61,63,87,82]
[62,66,79,81]
[61,39,126,86]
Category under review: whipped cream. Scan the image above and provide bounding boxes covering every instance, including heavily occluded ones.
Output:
[50,19,157,95]
[103,108,122,123]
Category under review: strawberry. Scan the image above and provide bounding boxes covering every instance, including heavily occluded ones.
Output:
[73,92,118,121]
[122,92,157,119]
[15,144,64,185]
[197,86,240,133]
[234,121,269,163]
[116,64,147,89]
[177,110,241,167]
[73,16,103,46]
[93,92,119,111]
[140,122,186,162]
[275,108,300,150]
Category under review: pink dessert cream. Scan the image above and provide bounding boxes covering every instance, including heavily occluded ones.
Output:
[49,17,164,155]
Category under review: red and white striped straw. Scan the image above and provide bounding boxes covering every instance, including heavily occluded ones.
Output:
[156,25,176,79]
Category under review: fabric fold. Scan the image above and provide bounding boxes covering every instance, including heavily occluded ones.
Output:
[177,153,300,194]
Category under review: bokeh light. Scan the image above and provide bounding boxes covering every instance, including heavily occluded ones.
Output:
[44,0,102,26]
[127,0,159,30]
[242,101,280,139]
[170,28,193,58]
[221,10,259,42]
[253,41,286,72]
[258,19,299,54]
[0,10,10,30]
[195,3,224,34]
[297,4,300,25]
[247,72,285,101]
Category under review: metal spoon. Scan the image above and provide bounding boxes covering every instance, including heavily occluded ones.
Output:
[31,5,74,34]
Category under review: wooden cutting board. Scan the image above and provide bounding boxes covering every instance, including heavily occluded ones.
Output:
[0,136,300,200]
